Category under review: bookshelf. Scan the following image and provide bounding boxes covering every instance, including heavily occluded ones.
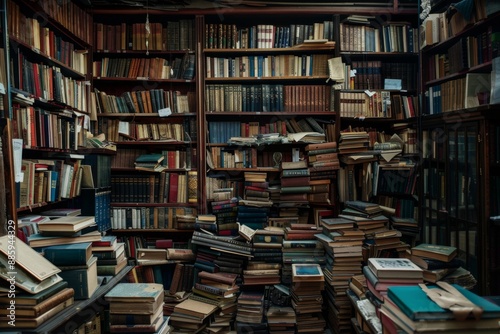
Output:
[200,12,341,213]
[91,10,199,241]
[419,0,500,295]
[1,0,101,230]
[336,12,420,227]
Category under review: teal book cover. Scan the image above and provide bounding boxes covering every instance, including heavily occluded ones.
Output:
[105,283,164,302]
[388,284,500,321]
[43,242,92,266]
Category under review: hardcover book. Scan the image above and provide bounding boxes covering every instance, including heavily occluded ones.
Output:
[411,243,457,262]
[292,263,324,282]
[58,256,99,299]
[43,242,92,266]
[37,216,96,233]
[367,257,423,279]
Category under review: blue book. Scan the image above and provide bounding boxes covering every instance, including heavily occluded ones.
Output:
[43,242,92,266]
[388,284,500,321]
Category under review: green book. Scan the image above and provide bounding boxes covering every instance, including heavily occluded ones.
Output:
[43,242,92,266]
[0,281,68,306]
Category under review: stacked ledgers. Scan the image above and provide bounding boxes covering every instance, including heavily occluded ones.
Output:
[0,236,74,329]
[291,263,326,333]
[306,141,339,205]
[409,243,463,284]
[169,295,219,332]
[91,235,128,277]
[245,227,284,286]
[315,216,364,333]
[236,291,267,334]
[104,283,170,333]
[238,171,273,230]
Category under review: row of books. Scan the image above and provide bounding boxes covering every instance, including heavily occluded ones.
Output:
[111,206,197,230]
[340,21,418,53]
[13,106,86,150]
[426,73,492,114]
[93,53,195,80]
[205,54,330,78]
[17,158,86,209]
[110,172,197,204]
[94,89,195,115]
[111,148,194,170]
[204,21,335,49]
[7,4,88,74]
[97,118,192,143]
[12,54,91,112]
[94,19,195,51]
[8,0,92,45]
[205,84,333,113]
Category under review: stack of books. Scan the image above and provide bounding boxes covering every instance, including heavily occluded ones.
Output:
[381,283,500,333]
[105,283,169,333]
[279,160,311,204]
[290,263,326,332]
[248,227,284,283]
[306,142,339,195]
[410,243,462,283]
[364,257,423,304]
[235,291,267,333]
[210,197,239,236]
[315,217,364,333]
[238,172,272,230]
[170,295,218,332]
[267,306,296,334]
[191,230,253,258]
[193,271,239,331]
[282,239,325,285]
[194,214,218,234]
[92,236,128,276]
[0,236,73,329]
[27,215,101,248]
[43,242,99,300]
[134,153,166,172]
[365,228,409,259]
[338,131,370,154]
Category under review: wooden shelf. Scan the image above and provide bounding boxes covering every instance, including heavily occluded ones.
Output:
[111,228,194,233]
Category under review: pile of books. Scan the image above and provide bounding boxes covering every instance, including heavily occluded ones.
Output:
[43,242,99,299]
[210,197,239,236]
[409,243,462,284]
[364,257,423,304]
[235,291,266,332]
[290,263,326,332]
[105,283,169,333]
[0,236,74,329]
[170,294,218,332]
[338,131,370,154]
[134,153,166,172]
[279,160,311,204]
[238,172,272,230]
[306,141,339,193]
[92,236,128,276]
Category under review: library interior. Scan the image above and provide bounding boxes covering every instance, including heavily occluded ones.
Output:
[1,0,500,333]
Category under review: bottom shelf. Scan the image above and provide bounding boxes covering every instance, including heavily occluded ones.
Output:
[12,266,133,334]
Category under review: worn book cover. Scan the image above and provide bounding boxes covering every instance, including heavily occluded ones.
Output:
[368,257,423,279]
[411,243,457,262]
[37,215,96,233]
[43,242,92,266]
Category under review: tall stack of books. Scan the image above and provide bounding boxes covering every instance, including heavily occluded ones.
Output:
[105,283,169,333]
[246,227,284,286]
[409,243,462,283]
[279,160,311,205]
[364,257,423,304]
[210,197,239,236]
[315,216,364,333]
[238,172,273,230]
[281,223,326,283]
[194,214,218,234]
[235,291,267,333]
[306,141,339,204]
[266,305,296,334]
[0,236,74,329]
[290,263,326,332]
[170,294,219,332]
[191,270,240,331]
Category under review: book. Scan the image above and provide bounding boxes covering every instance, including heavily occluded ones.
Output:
[37,216,96,233]
[43,242,93,266]
[0,281,68,306]
[58,256,99,299]
[0,235,60,282]
[387,284,500,321]
[40,208,82,217]
[292,263,324,282]
[411,243,457,262]
[173,298,218,320]
[105,283,164,314]
[28,230,102,248]
[367,257,423,279]
[0,287,74,317]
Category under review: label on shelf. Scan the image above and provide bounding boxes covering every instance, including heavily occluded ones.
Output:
[158,108,172,117]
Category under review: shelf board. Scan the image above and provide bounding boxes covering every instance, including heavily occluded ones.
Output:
[93,77,195,83]
[205,75,329,82]
[97,112,196,118]
[205,111,335,116]
[211,167,280,172]
[111,202,198,207]
[114,141,195,146]
[203,46,335,54]
[111,167,194,172]
[94,49,194,55]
